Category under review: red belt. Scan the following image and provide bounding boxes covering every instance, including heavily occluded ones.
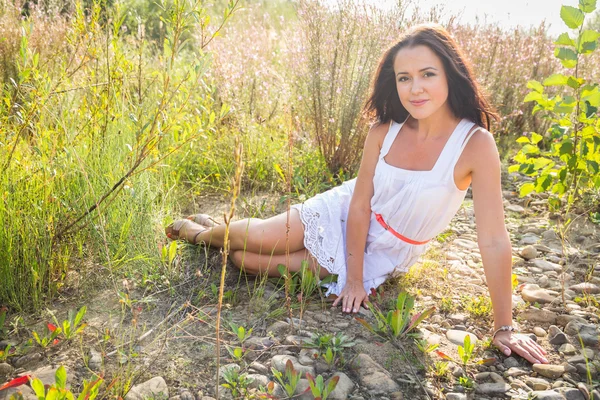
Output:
[374,213,430,245]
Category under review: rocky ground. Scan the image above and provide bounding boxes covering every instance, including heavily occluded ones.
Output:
[1,179,599,400]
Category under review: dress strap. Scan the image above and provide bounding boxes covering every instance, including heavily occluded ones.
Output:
[439,123,487,180]
[378,120,403,159]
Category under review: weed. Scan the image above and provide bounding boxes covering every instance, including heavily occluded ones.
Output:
[226,346,246,363]
[271,359,300,398]
[462,295,493,319]
[414,338,439,354]
[458,375,474,390]
[439,297,456,314]
[221,366,254,399]
[306,373,339,400]
[8,365,102,400]
[0,308,6,339]
[49,306,87,341]
[229,321,253,345]
[356,291,435,340]
[431,361,450,380]
[32,323,62,349]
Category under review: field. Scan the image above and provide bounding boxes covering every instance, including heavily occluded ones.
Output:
[1,0,600,399]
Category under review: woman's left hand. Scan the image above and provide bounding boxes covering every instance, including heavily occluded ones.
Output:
[493,331,548,364]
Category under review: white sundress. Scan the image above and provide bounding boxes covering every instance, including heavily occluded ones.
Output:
[291,118,486,296]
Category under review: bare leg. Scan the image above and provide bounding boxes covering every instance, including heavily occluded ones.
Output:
[230,249,330,279]
[175,209,307,255]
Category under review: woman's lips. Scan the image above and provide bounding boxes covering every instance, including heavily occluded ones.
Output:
[410,100,428,106]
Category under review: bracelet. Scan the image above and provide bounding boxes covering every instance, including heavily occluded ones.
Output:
[492,325,515,338]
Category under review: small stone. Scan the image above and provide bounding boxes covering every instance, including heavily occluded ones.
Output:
[534,327,547,337]
[504,357,520,368]
[519,308,558,324]
[530,390,567,400]
[14,352,43,369]
[520,245,539,260]
[179,390,194,400]
[445,330,478,346]
[581,348,595,359]
[532,259,563,272]
[549,325,568,345]
[506,367,530,377]
[565,321,599,346]
[569,283,600,294]
[445,394,467,400]
[249,361,269,375]
[266,321,290,337]
[559,343,577,355]
[562,387,585,400]
[351,354,400,394]
[125,377,168,400]
[507,204,526,214]
[522,284,557,304]
[271,355,315,378]
[533,364,565,379]
[526,377,551,390]
[0,363,14,376]
[327,372,355,400]
[474,383,510,395]
[89,349,102,371]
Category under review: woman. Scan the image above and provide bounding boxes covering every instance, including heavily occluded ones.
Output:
[166,24,548,364]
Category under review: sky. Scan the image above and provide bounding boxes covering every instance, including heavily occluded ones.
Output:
[323,0,584,38]
[410,0,578,37]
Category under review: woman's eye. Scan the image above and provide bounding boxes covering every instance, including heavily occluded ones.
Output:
[424,72,436,77]
[398,77,409,82]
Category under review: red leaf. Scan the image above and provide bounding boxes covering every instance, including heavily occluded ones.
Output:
[52,339,60,346]
[47,323,58,332]
[435,350,453,361]
[0,375,31,391]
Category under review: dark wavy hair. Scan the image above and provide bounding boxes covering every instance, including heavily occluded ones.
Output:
[364,24,498,130]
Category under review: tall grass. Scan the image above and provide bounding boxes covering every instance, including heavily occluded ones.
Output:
[0,0,236,310]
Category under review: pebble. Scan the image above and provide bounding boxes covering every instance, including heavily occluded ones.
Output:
[506,367,530,377]
[328,372,355,400]
[351,354,400,394]
[474,383,511,395]
[125,377,168,400]
[530,390,567,399]
[526,376,551,390]
[559,343,577,355]
[0,362,14,376]
[564,320,599,346]
[532,259,563,272]
[569,283,600,294]
[520,245,539,260]
[519,309,558,324]
[533,364,565,379]
[507,204,526,214]
[446,394,467,400]
[563,387,586,400]
[445,330,478,346]
[521,284,557,304]
[534,327,547,337]
[271,355,315,378]
[504,357,520,368]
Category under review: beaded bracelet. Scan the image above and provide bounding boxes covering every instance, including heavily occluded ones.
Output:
[492,325,515,338]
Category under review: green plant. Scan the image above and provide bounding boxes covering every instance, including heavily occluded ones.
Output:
[462,295,493,319]
[221,366,254,399]
[458,375,474,390]
[306,373,339,400]
[414,338,439,354]
[229,321,253,345]
[0,343,13,362]
[431,361,450,380]
[226,346,246,363]
[271,359,300,398]
[9,366,103,400]
[356,291,435,339]
[50,306,87,340]
[304,331,355,367]
[439,297,455,314]
[32,324,62,349]
[0,307,7,339]
[458,335,476,369]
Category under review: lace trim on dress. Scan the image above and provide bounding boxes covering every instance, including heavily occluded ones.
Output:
[296,206,345,296]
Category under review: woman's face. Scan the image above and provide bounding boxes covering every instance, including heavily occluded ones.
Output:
[393,45,450,120]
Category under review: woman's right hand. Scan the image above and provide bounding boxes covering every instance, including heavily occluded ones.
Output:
[332,280,369,313]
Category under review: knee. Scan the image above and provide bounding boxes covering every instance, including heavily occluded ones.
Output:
[231,250,245,268]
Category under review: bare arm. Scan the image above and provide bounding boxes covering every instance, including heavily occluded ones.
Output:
[469,129,548,364]
[332,122,389,313]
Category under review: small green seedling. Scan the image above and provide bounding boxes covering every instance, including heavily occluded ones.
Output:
[226,346,245,362]
[221,366,253,399]
[10,365,103,400]
[50,306,87,340]
[356,291,435,339]
[271,359,300,398]
[458,375,474,389]
[306,373,339,400]
[32,324,62,349]
[414,338,439,354]
[228,321,253,344]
